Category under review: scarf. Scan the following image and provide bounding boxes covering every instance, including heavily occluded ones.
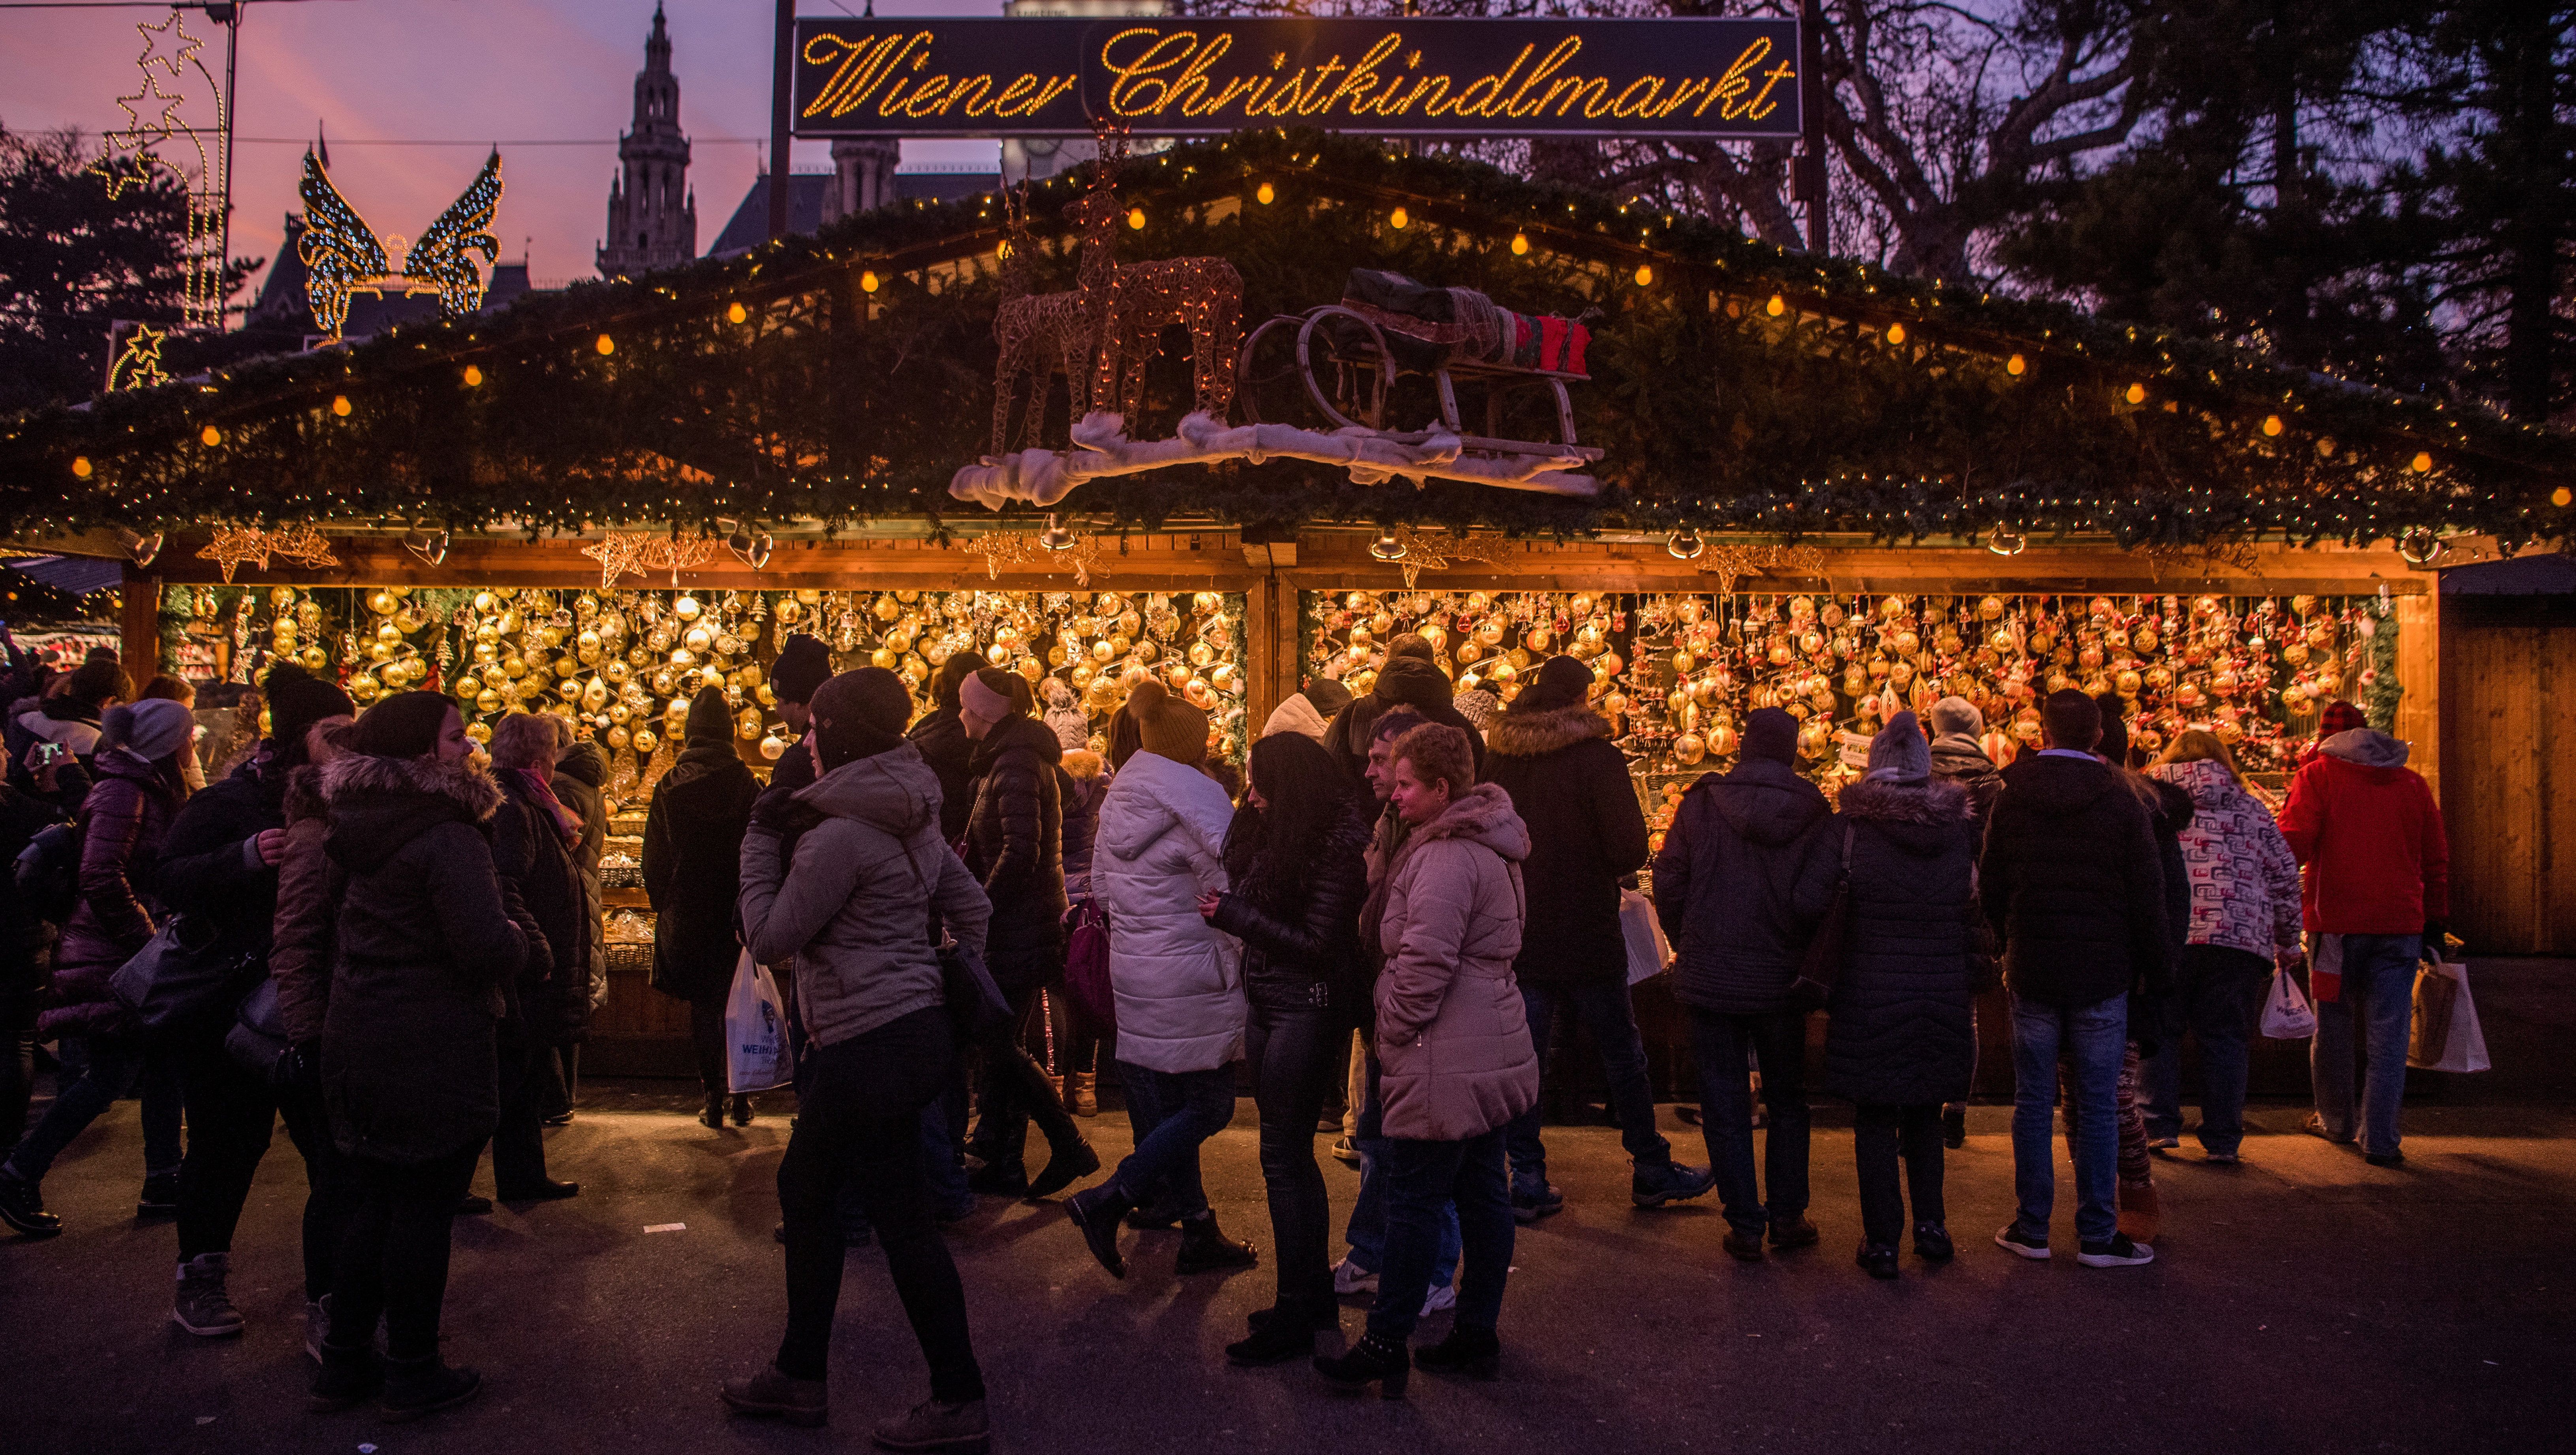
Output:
[509,767,582,847]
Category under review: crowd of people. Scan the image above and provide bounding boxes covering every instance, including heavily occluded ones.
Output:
[0,620,2452,1453]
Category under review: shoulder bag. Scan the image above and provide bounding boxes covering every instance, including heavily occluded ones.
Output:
[903,839,1014,1041]
[110,913,264,1043]
[1789,823,1857,1010]
[1063,898,1116,1035]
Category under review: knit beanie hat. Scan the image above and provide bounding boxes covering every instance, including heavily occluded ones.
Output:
[348,691,456,759]
[2093,692,2131,766]
[1124,678,1208,764]
[1513,654,1594,715]
[1741,706,1799,765]
[1452,687,1499,733]
[1386,633,1435,664]
[684,685,734,747]
[1866,711,1932,783]
[960,668,1019,723]
[2317,699,2367,739]
[808,667,913,769]
[265,662,356,758]
[120,698,196,762]
[770,634,832,706]
[1302,679,1354,716]
[1929,695,1983,738]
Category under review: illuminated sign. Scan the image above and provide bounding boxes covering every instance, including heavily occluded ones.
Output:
[790,17,1800,139]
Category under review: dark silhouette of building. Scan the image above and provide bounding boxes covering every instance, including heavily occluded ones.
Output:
[597,4,696,278]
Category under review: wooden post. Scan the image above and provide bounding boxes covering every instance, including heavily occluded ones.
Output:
[1242,569,1277,739]
[119,568,162,678]
[2397,589,2440,802]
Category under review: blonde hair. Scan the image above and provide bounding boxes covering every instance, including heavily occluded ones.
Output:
[2155,727,2243,787]
[488,711,560,772]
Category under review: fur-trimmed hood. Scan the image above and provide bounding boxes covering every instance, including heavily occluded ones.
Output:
[321,753,503,873]
[1405,781,1530,861]
[1837,775,1973,858]
[1060,747,1105,783]
[1485,702,1609,758]
[284,761,329,825]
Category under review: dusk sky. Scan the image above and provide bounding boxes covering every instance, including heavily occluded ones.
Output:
[2,0,1007,297]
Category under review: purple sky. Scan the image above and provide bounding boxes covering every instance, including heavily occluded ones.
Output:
[2,0,1004,296]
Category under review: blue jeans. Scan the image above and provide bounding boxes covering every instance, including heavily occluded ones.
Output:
[3,1034,155,1185]
[1108,1061,1234,1211]
[2010,993,2127,1246]
[2312,933,2420,1157]
[2141,944,2271,1153]
[1688,1008,1809,1235]
[1345,1054,1458,1283]
[1506,978,1672,1186]
[1369,1128,1514,1341]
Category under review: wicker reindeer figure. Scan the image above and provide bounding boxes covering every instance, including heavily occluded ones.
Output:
[989,186,1096,452]
[1076,132,1243,427]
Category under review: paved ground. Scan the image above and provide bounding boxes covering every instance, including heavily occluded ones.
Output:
[5,961,2572,1455]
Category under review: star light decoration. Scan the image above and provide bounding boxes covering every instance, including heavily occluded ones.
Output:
[93,9,228,329]
[1692,543,1828,595]
[581,531,719,589]
[195,524,340,584]
[1375,525,1512,588]
[958,532,1112,588]
[105,323,171,392]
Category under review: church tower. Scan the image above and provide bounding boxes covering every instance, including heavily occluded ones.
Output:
[598,4,695,278]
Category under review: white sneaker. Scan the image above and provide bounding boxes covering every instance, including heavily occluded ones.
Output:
[1331,1256,1379,1295]
[1419,1282,1457,1316]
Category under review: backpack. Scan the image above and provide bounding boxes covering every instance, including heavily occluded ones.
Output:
[13,819,83,924]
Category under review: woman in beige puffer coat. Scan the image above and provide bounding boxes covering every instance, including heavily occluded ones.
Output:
[1316,723,1535,1398]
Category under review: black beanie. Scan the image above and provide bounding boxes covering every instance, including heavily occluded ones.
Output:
[771,634,832,706]
[2093,692,2131,767]
[1513,654,1595,714]
[809,667,913,770]
[264,662,356,765]
[347,691,455,760]
[684,685,733,747]
[1741,707,1799,765]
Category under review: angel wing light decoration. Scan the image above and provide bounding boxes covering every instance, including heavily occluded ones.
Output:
[297,145,504,341]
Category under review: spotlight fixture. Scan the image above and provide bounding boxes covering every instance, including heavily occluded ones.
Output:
[1987,527,2027,558]
[2397,528,2443,566]
[116,528,163,569]
[402,525,449,566]
[1666,529,1704,560]
[1037,514,1076,551]
[1368,529,1408,562]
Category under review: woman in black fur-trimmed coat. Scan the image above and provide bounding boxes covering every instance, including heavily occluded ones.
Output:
[1824,713,1979,1275]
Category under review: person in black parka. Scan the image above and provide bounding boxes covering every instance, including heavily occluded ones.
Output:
[544,736,610,1121]
[1825,714,1978,1278]
[955,668,1095,1199]
[909,654,982,846]
[1650,707,1840,1259]
[1319,638,1484,787]
[645,688,760,1130]
[1482,655,1710,1218]
[481,713,584,1201]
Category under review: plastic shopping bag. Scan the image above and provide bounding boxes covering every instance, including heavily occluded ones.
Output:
[2259,965,2318,1040]
[2407,957,2491,1073]
[724,951,794,1094]
[1621,888,1672,986]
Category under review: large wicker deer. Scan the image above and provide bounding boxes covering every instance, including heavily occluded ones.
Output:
[1076,134,1242,426]
[988,186,1095,453]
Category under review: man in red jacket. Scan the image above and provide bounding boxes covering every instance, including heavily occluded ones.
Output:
[2276,721,2449,1167]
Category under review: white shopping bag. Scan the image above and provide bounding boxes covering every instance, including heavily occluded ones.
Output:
[1621,888,1672,986]
[724,951,794,1093]
[2259,965,2317,1040]
[2407,958,2491,1074]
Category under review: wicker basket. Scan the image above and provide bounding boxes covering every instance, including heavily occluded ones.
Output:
[603,942,654,974]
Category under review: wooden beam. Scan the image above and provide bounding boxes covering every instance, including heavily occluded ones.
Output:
[119,569,162,676]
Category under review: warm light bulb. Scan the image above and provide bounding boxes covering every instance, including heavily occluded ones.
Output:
[2317,437,2337,458]
[331,395,351,417]
[71,456,92,479]
[2006,353,2026,375]
[1127,207,1146,230]
[1510,232,1529,255]
[1254,181,1274,205]
[199,424,222,447]
[2553,487,2572,507]
[462,364,483,387]
[1633,263,1654,287]
[1389,206,1409,229]
[1766,294,1786,317]
[1885,322,1906,344]
[2410,451,2433,472]
[727,300,748,324]
[860,270,880,293]
[595,334,615,356]
[2262,414,2283,436]
[2124,382,2146,404]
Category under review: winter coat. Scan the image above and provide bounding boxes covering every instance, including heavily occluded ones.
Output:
[492,773,589,1044]
[39,751,179,1038]
[1928,733,2004,850]
[318,754,529,1164]
[737,743,990,1050]
[1210,793,1371,1014]
[1092,749,1242,1073]
[553,742,609,1009]
[1482,703,1649,984]
[643,742,759,1003]
[1060,752,1109,903]
[2147,759,2301,959]
[1823,777,1979,1106]
[1374,783,1539,1142]
[0,783,66,998]
[1652,758,1840,1016]
[1260,693,1331,742]
[962,713,1068,997]
[907,708,975,845]
[1321,655,1486,786]
[2276,729,2450,936]
[1978,754,2171,1008]
[269,764,335,1045]
[155,752,295,969]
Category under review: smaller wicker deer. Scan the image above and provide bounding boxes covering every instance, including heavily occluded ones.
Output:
[1076,131,1242,426]
[989,186,1095,453]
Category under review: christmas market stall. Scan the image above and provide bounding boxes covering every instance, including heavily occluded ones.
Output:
[7,129,2568,1076]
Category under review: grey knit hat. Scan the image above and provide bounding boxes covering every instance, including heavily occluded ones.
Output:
[1867,711,1932,783]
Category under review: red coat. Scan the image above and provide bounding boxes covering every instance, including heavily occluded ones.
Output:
[2276,734,2449,936]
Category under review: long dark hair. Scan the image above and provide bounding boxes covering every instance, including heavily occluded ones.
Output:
[1222,732,1355,907]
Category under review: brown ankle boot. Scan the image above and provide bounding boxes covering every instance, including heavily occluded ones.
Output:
[1069,1071,1098,1117]
[2117,1178,2161,1243]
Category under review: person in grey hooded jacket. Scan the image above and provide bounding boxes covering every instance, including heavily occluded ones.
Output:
[721,669,994,1453]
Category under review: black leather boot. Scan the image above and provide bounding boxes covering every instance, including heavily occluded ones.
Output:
[1313,1331,1409,1398]
[1414,1323,1502,1380]
[1175,1211,1259,1275]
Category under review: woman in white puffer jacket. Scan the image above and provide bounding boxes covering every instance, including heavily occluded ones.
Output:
[1065,680,1257,1279]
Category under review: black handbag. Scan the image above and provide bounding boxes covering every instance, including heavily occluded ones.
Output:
[109,914,263,1042]
[902,841,1013,1041]
[224,976,295,1085]
[1788,824,1856,1010]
